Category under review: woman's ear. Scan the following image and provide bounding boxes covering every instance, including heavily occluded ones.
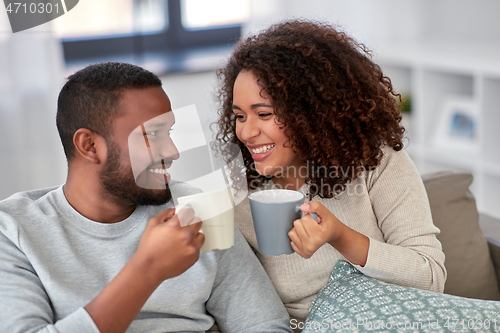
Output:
[73,128,107,164]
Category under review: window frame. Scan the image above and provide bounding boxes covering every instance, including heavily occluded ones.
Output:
[61,0,242,61]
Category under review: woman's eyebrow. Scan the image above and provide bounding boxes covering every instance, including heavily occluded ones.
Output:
[250,103,273,109]
[232,103,272,110]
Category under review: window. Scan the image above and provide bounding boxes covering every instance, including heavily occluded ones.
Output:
[54,0,167,39]
[58,0,248,66]
[181,0,249,29]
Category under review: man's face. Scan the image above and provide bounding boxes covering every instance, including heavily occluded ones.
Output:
[99,87,179,206]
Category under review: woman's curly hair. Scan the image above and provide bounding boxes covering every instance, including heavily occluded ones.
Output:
[214,19,405,199]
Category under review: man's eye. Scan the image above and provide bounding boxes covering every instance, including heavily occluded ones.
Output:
[145,131,158,137]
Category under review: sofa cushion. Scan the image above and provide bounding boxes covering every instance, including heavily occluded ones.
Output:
[422,172,500,300]
[303,261,500,333]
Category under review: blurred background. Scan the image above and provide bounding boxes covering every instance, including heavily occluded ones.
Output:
[1,0,500,219]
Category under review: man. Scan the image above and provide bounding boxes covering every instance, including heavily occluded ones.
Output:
[0,62,291,333]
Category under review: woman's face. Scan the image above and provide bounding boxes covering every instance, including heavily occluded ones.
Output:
[232,70,304,188]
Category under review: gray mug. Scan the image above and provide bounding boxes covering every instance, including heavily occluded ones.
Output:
[249,189,317,256]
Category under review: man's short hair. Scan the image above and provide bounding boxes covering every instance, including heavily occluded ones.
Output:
[56,62,162,161]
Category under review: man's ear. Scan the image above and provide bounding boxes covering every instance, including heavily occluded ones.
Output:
[73,128,107,164]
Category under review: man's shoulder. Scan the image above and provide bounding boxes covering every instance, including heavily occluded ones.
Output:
[0,186,61,214]
[0,186,63,243]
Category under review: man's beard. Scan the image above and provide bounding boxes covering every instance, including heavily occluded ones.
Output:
[99,142,172,206]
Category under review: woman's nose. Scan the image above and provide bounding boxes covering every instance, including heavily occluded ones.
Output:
[238,118,260,142]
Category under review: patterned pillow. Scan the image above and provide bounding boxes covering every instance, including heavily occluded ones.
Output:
[303,261,500,332]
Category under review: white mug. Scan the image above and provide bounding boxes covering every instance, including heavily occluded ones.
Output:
[177,188,234,253]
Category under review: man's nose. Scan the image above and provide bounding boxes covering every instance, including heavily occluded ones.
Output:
[160,137,180,161]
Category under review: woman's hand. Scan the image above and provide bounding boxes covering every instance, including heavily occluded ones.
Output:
[288,201,369,266]
[288,201,342,259]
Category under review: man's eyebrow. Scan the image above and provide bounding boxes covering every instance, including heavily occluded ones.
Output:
[143,121,175,129]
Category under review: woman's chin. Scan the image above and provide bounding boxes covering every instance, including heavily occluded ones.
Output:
[254,163,275,177]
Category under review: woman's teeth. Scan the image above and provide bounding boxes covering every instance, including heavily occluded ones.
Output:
[149,168,168,174]
[252,144,275,154]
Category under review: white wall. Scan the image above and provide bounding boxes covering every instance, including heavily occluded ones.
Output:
[161,71,219,144]
[244,0,424,49]
[0,10,67,199]
[244,0,500,50]
[419,0,500,44]
[1,0,500,199]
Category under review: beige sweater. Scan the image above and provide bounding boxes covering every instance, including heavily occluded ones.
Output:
[234,146,446,320]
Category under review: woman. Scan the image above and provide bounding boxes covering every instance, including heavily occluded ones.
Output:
[215,20,446,321]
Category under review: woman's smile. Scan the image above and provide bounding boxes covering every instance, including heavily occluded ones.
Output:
[248,143,276,160]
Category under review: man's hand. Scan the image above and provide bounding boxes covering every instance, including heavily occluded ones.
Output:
[85,207,204,333]
[135,207,205,283]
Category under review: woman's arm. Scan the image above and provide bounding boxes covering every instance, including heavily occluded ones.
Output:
[288,147,446,292]
[355,147,446,292]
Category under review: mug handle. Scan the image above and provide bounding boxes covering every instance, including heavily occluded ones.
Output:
[308,212,319,222]
[296,205,319,222]
[175,202,196,227]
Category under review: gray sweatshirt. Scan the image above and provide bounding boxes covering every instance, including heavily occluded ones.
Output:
[0,182,292,333]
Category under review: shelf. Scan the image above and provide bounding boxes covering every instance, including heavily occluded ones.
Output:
[481,78,500,165]
[424,147,478,171]
[380,65,412,94]
[481,175,500,219]
[375,40,500,78]
[376,40,500,220]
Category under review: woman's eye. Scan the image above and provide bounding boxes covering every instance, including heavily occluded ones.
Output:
[259,113,272,118]
[145,131,158,138]
[234,114,245,120]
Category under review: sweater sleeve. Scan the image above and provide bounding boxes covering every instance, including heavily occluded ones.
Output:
[206,227,292,333]
[0,223,100,333]
[352,147,447,292]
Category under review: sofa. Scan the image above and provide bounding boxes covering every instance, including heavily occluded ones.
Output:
[210,171,500,333]
[422,171,500,300]
[284,172,500,333]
